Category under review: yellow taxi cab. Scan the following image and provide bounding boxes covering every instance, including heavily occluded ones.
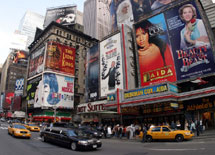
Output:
[146,126,194,142]
[24,123,40,132]
[8,123,31,138]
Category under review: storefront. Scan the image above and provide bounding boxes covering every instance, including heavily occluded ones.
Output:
[77,100,118,124]
[105,82,215,129]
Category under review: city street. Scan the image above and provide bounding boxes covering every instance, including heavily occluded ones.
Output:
[0,122,215,155]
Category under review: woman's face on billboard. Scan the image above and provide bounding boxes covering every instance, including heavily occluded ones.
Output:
[136,28,149,49]
[43,82,50,103]
[182,7,193,22]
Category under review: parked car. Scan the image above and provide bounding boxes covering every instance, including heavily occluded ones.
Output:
[78,126,104,139]
[40,127,102,151]
[146,126,194,142]
[24,123,40,132]
[8,123,31,138]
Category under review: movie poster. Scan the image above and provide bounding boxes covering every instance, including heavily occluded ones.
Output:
[134,13,177,87]
[165,0,215,80]
[85,44,99,102]
[100,33,124,97]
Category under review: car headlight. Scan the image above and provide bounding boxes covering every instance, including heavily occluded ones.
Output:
[78,141,88,145]
[15,131,20,134]
[97,140,101,143]
[94,132,98,135]
[185,132,191,135]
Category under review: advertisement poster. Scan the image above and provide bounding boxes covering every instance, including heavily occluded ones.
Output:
[85,44,99,102]
[11,50,28,64]
[42,73,74,109]
[165,0,215,80]
[134,13,176,87]
[45,42,76,76]
[100,33,124,97]
[44,6,77,28]
[5,92,14,105]
[109,0,176,31]
[14,78,24,96]
[26,76,42,107]
[28,46,45,78]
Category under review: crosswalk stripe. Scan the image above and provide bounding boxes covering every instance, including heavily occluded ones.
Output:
[0,127,8,129]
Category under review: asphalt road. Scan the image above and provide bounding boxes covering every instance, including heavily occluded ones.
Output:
[0,122,215,155]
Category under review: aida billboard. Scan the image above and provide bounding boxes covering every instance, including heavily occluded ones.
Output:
[42,73,74,109]
[100,33,124,97]
[164,0,215,81]
[134,13,177,87]
[28,46,45,78]
[110,0,176,31]
[45,42,76,76]
[85,44,99,102]
[44,5,77,28]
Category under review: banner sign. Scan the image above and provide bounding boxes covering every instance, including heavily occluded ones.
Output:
[14,78,24,96]
[124,83,168,99]
[100,33,124,97]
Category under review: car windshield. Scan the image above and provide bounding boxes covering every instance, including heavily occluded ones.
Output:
[14,124,26,129]
[28,124,37,126]
[67,129,86,137]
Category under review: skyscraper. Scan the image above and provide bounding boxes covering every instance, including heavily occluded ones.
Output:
[18,10,44,50]
[83,0,111,40]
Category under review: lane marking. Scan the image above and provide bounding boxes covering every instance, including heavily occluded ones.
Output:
[147,148,205,151]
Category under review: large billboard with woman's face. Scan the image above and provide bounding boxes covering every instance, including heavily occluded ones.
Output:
[164,0,215,80]
[134,13,177,87]
[85,44,99,102]
[28,46,45,78]
[45,42,76,76]
[100,33,124,97]
[42,73,74,109]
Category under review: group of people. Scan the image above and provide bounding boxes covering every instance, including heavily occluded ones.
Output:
[185,119,204,136]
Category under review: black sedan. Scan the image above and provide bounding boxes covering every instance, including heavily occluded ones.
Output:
[40,127,102,151]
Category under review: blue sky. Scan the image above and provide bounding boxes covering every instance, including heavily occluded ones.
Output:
[0,0,85,64]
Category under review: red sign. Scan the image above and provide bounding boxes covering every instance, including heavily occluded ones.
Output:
[5,93,14,104]
[45,41,76,76]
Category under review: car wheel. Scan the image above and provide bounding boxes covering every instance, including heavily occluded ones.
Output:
[12,132,15,137]
[146,135,153,142]
[41,136,46,142]
[8,131,10,135]
[71,142,77,151]
[175,135,184,142]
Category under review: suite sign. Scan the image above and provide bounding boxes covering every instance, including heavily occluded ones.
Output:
[77,102,105,113]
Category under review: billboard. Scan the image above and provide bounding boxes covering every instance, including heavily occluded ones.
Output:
[100,33,124,97]
[164,0,215,80]
[11,50,28,64]
[42,73,74,109]
[134,13,177,87]
[85,44,99,102]
[14,78,24,96]
[110,0,176,31]
[26,76,42,107]
[28,46,45,78]
[45,42,76,76]
[5,92,14,108]
[44,5,77,28]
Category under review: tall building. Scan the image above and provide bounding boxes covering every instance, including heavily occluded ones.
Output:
[18,10,44,50]
[83,0,111,40]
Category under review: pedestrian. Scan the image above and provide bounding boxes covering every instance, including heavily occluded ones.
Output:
[196,120,200,136]
[141,124,147,143]
[171,121,176,130]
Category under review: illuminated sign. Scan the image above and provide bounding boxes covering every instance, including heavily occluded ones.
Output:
[124,84,168,99]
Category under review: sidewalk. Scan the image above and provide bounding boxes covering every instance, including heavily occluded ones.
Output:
[193,129,215,139]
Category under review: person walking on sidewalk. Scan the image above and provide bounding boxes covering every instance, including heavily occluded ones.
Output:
[141,124,147,143]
